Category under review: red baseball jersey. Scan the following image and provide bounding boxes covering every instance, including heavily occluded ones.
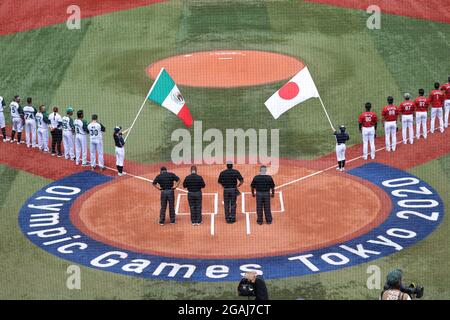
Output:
[381,105,399,121]
[429,89,445,108]
[414,96,430,112]
[441,83,450,100]
[399,101,415,115]
[358,111,378,127]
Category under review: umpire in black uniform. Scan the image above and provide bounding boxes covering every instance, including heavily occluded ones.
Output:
[218,161,244,223]
[183,166,206,226]
[152,167,180,225]
[251,166,275,225]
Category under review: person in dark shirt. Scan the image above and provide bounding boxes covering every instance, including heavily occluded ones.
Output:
[218,161,244,223]
[239,272,269,301]
[113,126,129,176]
[183,166,206,226]
[333,125,350,172]
[251,165,275,225]
[152,167,180,225]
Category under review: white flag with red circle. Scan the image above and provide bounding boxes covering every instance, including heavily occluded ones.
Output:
[264,67,320,119]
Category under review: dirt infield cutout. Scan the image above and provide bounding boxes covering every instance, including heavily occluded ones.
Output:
[71,162,391,259]
[147,50,305,88]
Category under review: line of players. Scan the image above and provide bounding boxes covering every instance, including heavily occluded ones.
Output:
[357,79,450,161]
[0,95,117,173]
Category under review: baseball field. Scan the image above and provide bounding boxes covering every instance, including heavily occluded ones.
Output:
[1,0,450,300]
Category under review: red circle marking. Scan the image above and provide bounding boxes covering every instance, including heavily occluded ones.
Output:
[278,81,299,100]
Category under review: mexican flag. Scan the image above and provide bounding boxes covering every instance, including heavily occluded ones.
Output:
[264,67,320,119]
[148,68,193,127]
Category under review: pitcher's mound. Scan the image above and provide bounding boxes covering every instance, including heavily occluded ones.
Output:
[147,50,305,88]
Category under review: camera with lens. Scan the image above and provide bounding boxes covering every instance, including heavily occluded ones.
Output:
[383,282,424,299]
[237,278,255,297]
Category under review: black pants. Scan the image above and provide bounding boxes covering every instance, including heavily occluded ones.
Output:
[224,188,237,223]
[188,191,202,224]
[256,192,272,224]
[51,129,62,154]
[160,189,175,223]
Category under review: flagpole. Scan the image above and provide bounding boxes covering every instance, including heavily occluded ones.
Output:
[124,68,165,142]
[124,94,150,142]
[318,95,336,132]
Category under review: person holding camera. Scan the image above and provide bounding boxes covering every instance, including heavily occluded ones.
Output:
[238,272,269,301]
[381,269,424,300]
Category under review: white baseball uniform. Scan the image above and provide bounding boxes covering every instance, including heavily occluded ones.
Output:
[23,105,37,147]
[10,101,23,133]
[87,122,105,168]
[445,99,450,128]
[74,119,88,165]
[0,96,5,130]
[62,116,75,159]
[384,121,397,151]
[35,112,49,152]
[401,115,414,144]
[430,107,444,133]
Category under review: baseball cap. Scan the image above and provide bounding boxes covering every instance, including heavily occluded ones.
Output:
[114,126,122,133]
[386,269,403,287]
[66,106,74,113]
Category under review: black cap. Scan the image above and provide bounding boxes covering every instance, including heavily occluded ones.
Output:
[365,102,372,110]
[92,114,98,120]
[160,166,167,172]
[387,96,394,104]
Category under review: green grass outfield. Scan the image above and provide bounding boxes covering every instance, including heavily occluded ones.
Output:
[1,0,449,299]
[1,0,449,161]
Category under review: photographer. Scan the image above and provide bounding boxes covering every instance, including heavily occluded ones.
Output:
[238,272,269,301]
[381,269,424,300]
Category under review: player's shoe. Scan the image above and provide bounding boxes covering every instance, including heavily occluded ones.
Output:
[10,139,16,143]
[341,168,346,172]
[70,157,76,161]
[20,141,25,144]
[82,163,89,167]
[32,145,38,148]
[51,153,56,156]
[57,153,63,158]
[100,167,106,171]
[336,167,341,171]
[26,144,31,148]
[4,137,10,142]
[91,166,96,171]
[363,156,368,160]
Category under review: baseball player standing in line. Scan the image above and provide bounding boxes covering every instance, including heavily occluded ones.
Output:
[358,102,378,160]
[9,95,24,144]
[333,125,349,171]
[429,82,445,133]
[74,110,89,166]
[23,97,37,148]
[381,96,400,152]
[0,95,8,142]
[414,89,430,139]
[399,94,415,145]
[35,105,50,152]
[48,107,63,157]
[113,126,129,176]
[62,107,76,161]
[87,114,106,171]
[441,76,450,128]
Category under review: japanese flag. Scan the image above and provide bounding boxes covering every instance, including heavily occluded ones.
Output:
[264,67,320,119]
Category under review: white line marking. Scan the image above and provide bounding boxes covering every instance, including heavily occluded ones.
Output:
[275,129,433,190]
[245,212,250,235]
[279,191,285,213]
[175,193,182,215]
[240,192,285,214]
[218,57,233,60]
[211,211,215,236]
